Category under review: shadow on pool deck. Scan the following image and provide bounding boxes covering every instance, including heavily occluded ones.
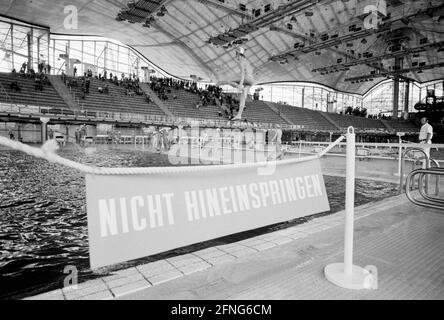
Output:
[26,193,444,300]
[115,193,443,300]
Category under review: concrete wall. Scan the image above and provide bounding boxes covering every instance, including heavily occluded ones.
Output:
[0,122,42,143]
[47,124,97,142]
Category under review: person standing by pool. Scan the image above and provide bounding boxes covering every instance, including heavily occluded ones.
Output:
[80,125,87,146]
[275,124,283,147]
[8,129,15,140]
[419,117,433,164]
[275,124,284,160]
[159,127,170,152]
[151,127,159,151]
[75,129,80,144]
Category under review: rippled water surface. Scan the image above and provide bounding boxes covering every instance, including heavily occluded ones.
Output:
[0,145,398,299]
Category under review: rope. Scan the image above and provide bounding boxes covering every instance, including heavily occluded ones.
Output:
[319,135,346,157]
[0,135,345,176]
[0,137,101,174]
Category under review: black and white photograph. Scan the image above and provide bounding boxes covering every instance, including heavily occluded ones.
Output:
[0,0,443,305]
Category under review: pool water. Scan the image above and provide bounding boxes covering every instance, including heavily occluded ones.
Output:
[0,145,398,299]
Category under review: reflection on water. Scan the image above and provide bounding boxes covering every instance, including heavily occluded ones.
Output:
[0,145,398,299]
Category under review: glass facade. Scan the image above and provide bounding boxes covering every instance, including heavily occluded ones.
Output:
[0,18,174,80]
[49,35,172,80]
[0,19,50,73]
[363,79,444,116]
[250,82,362,113]
[249,80,443,116]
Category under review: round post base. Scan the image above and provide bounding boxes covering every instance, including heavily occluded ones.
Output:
[325,263,369,290]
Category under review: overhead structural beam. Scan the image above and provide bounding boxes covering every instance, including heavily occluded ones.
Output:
[312,42,444,73]
[344,62,444,82]
[270,3,444,62]
[196,0,252,19]
[273,27,386,59]
[207,0,329,46]
[269,25,308,42]
[250,0,321,29]
[269,24,375,63]
[117,0,170,24]
[267,25,362,66]
[267,23,413,83]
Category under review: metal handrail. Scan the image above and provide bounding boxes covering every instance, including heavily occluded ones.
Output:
[0,81,19,112]
[406,159,442,196]
[417,168,444,204]
[399,147,438,194]
[430,160,441,197]
[405,168,444,210]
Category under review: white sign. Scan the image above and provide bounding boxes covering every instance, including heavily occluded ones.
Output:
[85,158,330,268]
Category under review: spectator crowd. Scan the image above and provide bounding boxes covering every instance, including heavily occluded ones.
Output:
[62,68,147,100]
[149,76,241,120]
[10,61,51,92]
[59,71,244,120]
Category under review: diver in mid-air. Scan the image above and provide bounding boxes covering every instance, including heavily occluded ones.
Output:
[216,46,255,121]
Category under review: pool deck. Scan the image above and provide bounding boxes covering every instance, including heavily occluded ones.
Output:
[25,193,444,300]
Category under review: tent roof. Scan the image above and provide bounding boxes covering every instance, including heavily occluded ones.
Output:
[1,0,443,94]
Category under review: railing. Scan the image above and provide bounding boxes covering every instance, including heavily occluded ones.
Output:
[0,95,418,134]
[0,102,42,114]
[0,101,309,130]
[399,147,441,194]
[286,141,444,158]
[283,141,444,187]
[0,82,13,105]
[405,167,444,210]
[399,147,440,194]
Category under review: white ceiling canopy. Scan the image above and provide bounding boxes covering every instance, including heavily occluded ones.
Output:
[0,0,443,94]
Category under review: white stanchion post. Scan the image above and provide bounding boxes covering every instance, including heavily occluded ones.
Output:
[344,126,355,276]
[324,127,369,289]
[397,132,405,178]
[40,117,50,143]
[299,141,302,159]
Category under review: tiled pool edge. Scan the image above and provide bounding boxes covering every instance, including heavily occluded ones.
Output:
[24,193,407,300]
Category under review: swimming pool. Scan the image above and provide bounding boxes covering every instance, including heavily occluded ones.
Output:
[0,145,399,299]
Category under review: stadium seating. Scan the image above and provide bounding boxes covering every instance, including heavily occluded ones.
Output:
[0,72,67,109]
[162,87,222,120]
[270,101,417,132]
[242,101,291,126]
[271,103,337,130]
[0,72,419,132]
[326,113,386,130]
[65,76,166,116]
[380,119,417,132]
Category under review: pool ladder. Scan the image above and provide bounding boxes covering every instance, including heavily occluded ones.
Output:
[400,148,444,210]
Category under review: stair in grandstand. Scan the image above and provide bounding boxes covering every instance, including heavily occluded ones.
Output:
[47,75,81,112]
[273,103,337,131]
[262,101,296,126]
[242,101,290,126]
[161,87,223,120]
[138,82,174,117]
[380,119,394,131]
[318,112,342,130]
